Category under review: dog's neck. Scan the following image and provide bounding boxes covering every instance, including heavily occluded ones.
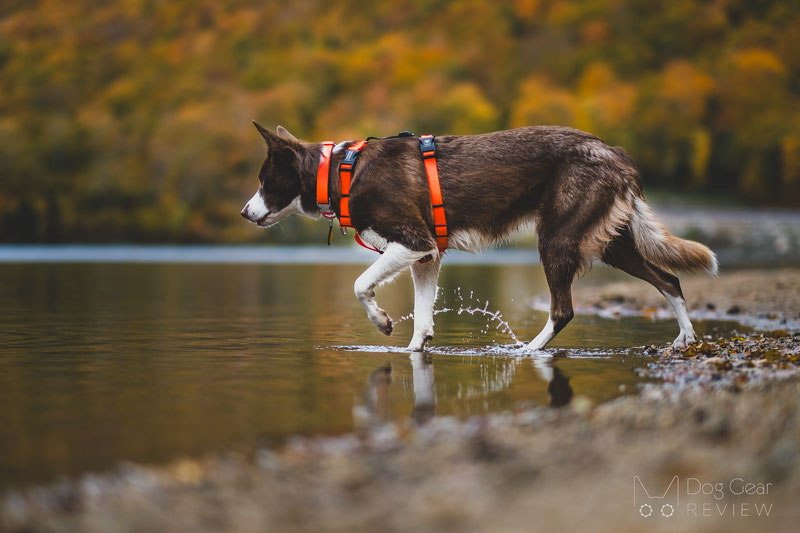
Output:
[297,143,326,216]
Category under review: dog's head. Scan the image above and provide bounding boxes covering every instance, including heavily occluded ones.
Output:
[241,122,316,227]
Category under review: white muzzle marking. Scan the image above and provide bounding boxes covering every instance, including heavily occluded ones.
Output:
[242,190,269,223]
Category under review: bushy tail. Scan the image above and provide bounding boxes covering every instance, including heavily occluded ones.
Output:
[629,197,718,275]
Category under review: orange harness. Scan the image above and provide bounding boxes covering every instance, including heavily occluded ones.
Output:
[316,135,448,255]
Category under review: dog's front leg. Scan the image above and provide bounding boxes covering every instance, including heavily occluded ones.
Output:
[354,243,429,336]
[407,255,441,351]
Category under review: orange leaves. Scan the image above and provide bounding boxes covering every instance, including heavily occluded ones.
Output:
[660,61,714,121]
[0,0,799,242]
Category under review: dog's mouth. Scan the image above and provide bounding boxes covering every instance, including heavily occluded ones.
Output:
[256,213,271,226]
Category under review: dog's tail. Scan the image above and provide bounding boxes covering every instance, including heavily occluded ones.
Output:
[629,196,718,275]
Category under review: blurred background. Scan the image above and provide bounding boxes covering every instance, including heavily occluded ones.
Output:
[0,0,798,244]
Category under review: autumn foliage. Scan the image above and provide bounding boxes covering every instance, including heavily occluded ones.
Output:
[0,0,798,243]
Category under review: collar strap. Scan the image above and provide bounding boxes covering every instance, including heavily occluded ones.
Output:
[337,140,368,228]
[419,135,448,253]
[316,141,335,213]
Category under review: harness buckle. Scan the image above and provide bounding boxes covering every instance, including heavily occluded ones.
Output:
[342,148,360,166]
[419,135,436,159]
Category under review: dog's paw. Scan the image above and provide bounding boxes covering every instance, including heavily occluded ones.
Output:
[407,333,433,352]
[671,331,697,351]
[372,309,393,336]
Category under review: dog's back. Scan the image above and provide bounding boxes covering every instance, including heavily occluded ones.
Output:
[347,126,714,273]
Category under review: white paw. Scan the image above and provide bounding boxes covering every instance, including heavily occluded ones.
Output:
[407,331,433,352]
[526,340,550,352]
[369,308,393,336]
[672,331,697,351]
[524,345,553,358]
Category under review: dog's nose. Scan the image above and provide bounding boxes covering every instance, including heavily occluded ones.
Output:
[241,204,249,219]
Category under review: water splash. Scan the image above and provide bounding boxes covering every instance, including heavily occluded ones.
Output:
[394,288,522,345]
[326,343,623,359]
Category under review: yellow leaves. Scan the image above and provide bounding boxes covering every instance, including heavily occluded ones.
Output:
[511,63,636,134]
[443,83,499,135]
[103,77,140,116]
[660,61,714,120]
[513,0,541,20]
[546,1,580,25]
[732,48,786,76]
[681,340,717,358]
[577,63,616,96]
[510,76,576,128]
[690,129,711,187]
[576,62,636,132]
[1,0,800,241]
[781,135,800,185]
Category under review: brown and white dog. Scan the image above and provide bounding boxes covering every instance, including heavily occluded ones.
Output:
[241,123,717,354]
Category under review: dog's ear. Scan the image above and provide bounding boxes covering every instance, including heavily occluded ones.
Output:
[276,125,299,142]
[253,120,281,145]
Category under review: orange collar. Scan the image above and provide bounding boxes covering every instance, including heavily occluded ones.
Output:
[315,141,335,215]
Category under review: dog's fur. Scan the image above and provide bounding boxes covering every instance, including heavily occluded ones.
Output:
[242,123,717,354]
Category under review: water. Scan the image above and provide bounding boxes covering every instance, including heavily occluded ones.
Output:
[0,253,748,490]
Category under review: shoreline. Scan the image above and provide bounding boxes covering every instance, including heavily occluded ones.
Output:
[2,268,800,532]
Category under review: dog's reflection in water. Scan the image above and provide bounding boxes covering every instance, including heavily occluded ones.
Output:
[547,366,574,407]
[410,352,436,424]
[364,364,394,422]
[358,354,574,427]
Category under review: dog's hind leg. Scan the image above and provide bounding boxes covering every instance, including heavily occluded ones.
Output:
[527,234,579,353]
[408,256,442,351]
[602,229,696,350]
[354,242,432,336]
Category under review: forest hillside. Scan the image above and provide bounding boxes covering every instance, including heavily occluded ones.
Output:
[0,0,798,242]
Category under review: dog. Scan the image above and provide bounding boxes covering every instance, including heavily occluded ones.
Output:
[241,122,717,354]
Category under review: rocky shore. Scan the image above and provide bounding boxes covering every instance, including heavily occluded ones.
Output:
[2,268,799,533]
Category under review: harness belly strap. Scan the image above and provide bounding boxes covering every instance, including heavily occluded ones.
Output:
[419,135,448,253]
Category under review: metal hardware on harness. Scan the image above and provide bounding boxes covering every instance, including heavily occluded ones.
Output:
[419,135,448,253]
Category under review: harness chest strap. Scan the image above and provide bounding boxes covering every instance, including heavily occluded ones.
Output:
[419,135,448,253]
[314,135,448,255]
[338,140,368,228]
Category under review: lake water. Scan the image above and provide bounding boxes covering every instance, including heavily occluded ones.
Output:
[0,248,748,490]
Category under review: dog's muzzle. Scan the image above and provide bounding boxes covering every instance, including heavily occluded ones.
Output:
[241,203,270,225]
